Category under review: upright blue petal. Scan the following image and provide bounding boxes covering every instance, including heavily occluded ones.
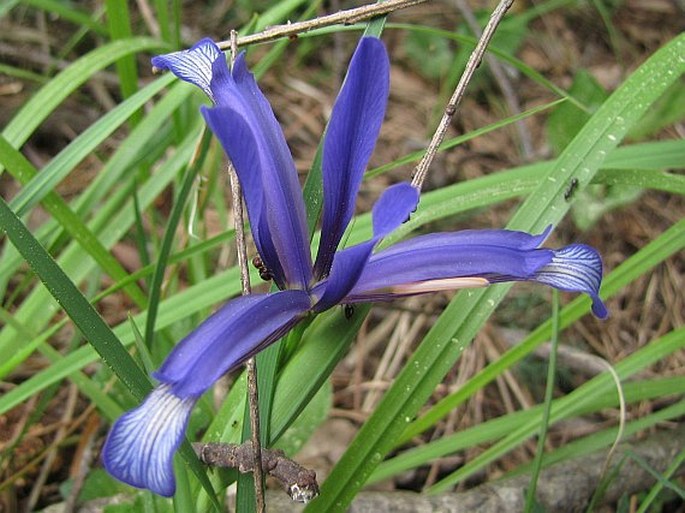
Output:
[151,38,223,102]
[344,229,607,318]
[153,43,312,289]
[313,37,390,279]
[201,57,313,289]
[102,385,194,497]
[202,105,287,288]
[314,183,418,312]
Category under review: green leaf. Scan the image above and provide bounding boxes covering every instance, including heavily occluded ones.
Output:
[0,37,165,163]
[105,0,141,124]
[0,134,148,310]
[4,73,174,219]
[273,379,332,456]
[371,376,685,483]
[427,326,685,492]
[0,197,151,399]
[547,70,608,154]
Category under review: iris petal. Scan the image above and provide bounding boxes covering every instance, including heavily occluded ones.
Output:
[102,385,194,497]
[202,61,312,288]
[314,37,390,279]
[202,106,286,287]
[314,183,419,311]
[228,54,312,289]
[344,229,607,318]
[534,244,608,318]
[348,229,552,294]
[156,291,311,397]
[151,38,223,102]
[155,42,311,289]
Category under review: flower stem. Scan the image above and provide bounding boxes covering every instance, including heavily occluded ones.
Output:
[227,29,266,513]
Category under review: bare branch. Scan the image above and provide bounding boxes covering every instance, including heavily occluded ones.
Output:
[194,442,319,504]
[453,0,534,160]
[226,29,266,512]
[216,0,428,49]
[411,0,516,190]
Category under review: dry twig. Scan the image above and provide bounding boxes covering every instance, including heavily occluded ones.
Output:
[216,0,427,49]
[194,442,319,504]
[225,29,267,513]
[411,0,516,190]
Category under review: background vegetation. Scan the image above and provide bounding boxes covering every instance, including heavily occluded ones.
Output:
[0,0,683,511]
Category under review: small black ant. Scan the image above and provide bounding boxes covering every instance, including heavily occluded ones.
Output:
[252,255,273,281]
[564,178,579,201]
[343,304,355,320]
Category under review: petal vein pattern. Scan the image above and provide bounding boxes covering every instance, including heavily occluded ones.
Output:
[534,244,608,318]
[102,385,194,497]
[151,38,222,101]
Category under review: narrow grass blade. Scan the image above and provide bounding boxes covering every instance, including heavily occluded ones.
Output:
[0,197,150,399]
[524,291,559,511]
[636,448,685,512]
[8,74,174,217]
[144,128,211,347]
[370,376,685,483]
[0,134,148,309]
[105,0,139,103]
[427,327,685,492]
[0,37,165,162]
[24,0,107,35]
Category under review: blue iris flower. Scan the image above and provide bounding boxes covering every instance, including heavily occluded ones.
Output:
[103,37,608,497]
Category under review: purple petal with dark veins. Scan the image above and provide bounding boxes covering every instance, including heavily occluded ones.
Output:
[344,229,607,318]
[313,37,390,279]
[151,38,223,102]
[314,183,419,312]
[155,290,311,397]
[534,243,608,318]
[103,385,194,497]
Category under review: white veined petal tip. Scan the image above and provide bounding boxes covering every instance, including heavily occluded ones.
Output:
[102,385,195,497]
[150,38,223,102]
[535,243,608,318]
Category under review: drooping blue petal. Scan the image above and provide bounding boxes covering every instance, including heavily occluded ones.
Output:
[314,183,419,312]
[344,229,607,318]
[155,290,311,397]
[533,243,608,318]
[102,385,194,497]
[103,291,311,496]
[313,37,390,280]
[346,232,551,295]
[151,38,223,102]
[201,56,313,289]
